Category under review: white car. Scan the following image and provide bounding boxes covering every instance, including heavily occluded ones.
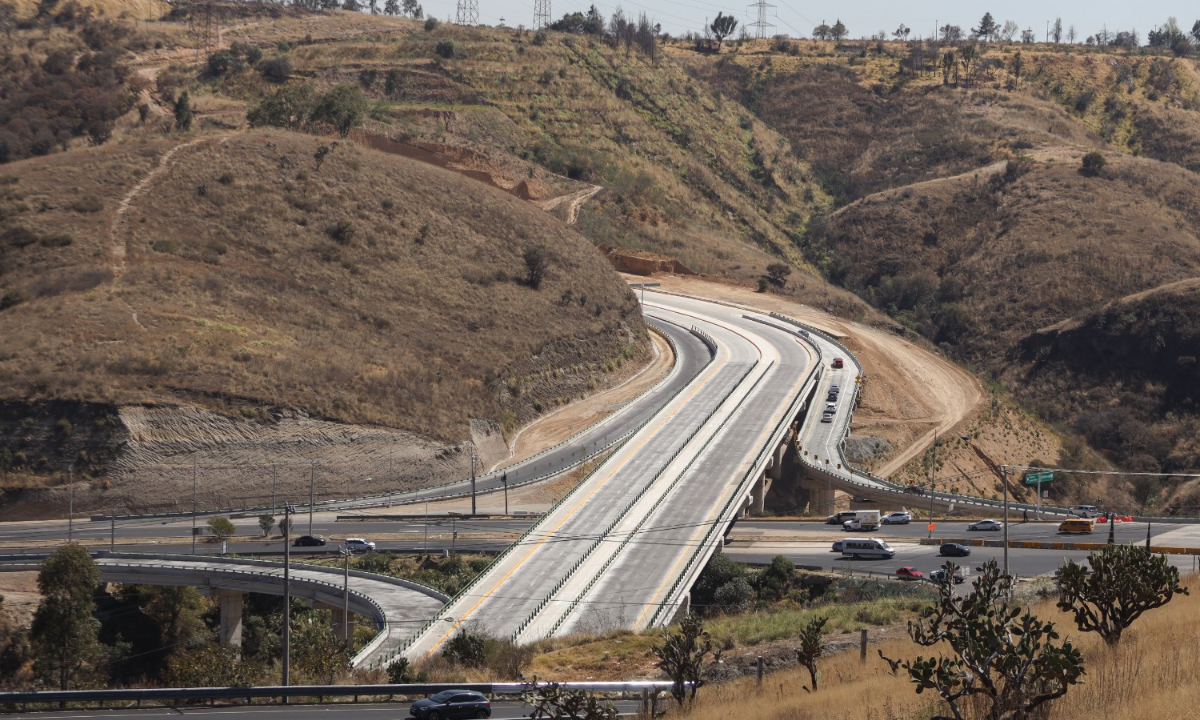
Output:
[820,412,834,423]
[968,520,1003,532]
[881,511,911,525]
[1068,505,1098,518]
[344,537,377,552]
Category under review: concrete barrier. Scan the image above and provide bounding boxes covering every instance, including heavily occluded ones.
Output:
[919,537,1200,555]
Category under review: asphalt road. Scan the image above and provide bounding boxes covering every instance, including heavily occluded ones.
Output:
[5,700,639,719]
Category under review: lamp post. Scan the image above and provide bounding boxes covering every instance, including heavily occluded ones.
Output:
[469,443,477,516]
[282,502,294,691]
[502,472,509,515]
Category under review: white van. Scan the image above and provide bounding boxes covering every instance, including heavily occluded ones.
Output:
[841,510,881,531]
[841,538,895,559]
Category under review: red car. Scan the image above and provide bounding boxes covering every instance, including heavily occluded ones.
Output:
[832,357,845,369]
[896,567,924,581]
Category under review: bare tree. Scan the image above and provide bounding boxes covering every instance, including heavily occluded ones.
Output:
[1001,20,1019,42]
[1051,17,1063,43]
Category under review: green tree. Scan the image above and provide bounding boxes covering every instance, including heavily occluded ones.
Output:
[311,85,366,138]
[207,517,236,540]
[291,611,351,683]
[435,38,457,58]
[757,554,794,600]
[830,19,847,41]
[258,514,275,537]
[1080,151,1106,176]
[166,644,259,687]
[652,613,711,708]
[709,12,737,50]
[173,91,193,132]
[795,616,827,692]
[140,585,205,652]
[383,0,398,14]
[959,43,979,86]
[896,560,1085,720]
[523,246,549,289]
[247,83,314,130]
[1192,20,1200,44]
[30,544,101,690]
[765,262,792,288]
[1057,544,1188,646]
[973,12,998,42]
[1051,17,1063,43]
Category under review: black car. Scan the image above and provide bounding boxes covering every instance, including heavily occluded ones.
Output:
[939,542,971,557]
[410,690,491,719]
[293,535,326,547]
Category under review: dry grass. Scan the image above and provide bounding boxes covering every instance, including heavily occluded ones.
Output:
[675,573,1200,720]
[0,129,646,445]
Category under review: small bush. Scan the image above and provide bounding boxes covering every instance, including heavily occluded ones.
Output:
[0,290,24,311]
[152,239,176,254]
[217,172,235,185]
[206,50,241,78]
[435,39,457,59]
[1080,151,1107,176]
[424,17,439,31]
[260,56,291,83]
[40,234,73,248]
[326,220,355,245]
[532,30,548,45]
[442,629,487,667]
[277,41,290,52]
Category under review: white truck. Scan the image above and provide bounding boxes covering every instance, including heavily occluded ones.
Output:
[841,510,881,531]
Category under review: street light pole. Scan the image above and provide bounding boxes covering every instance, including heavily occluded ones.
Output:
[308,462,315,536]
[503,472,509,516]
[191,459,197,555]
[67,465,74,544]
[470,444,477,516]
[341,548,352,648]
[928,434,937,539]
[1002,464,1010,578]
[282,502,293,692]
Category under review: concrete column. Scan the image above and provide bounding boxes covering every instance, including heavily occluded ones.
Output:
[216,589,244,648]
[768,442,786,482]
[750,471,767,514]
[316,602,351,645]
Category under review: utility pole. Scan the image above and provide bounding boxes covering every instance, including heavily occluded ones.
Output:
[271,464,277,514]
[532,0,550,29]
[1002,465,1009,578]
[470,444,477,516]
[455,0,478,25]
[1107,512,1116,545]
[502,472,509,515]
[191,459,198,554]
[423,499,429,554]
[67,466,74,543]
[1146,521,1152,551]
[110,512,115,552]
[282,502,294,691]
[341,548,352,647]
[308,461,315,536]
[928,434,937,538]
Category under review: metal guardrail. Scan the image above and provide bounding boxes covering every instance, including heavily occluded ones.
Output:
[767,311,1077,519]
[0,681,685,710]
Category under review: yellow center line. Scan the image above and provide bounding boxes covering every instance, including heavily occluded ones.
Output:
[634,334,816,627]
[421,308,752,658]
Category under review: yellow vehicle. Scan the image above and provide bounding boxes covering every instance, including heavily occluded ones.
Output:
[1059,518,1095,534]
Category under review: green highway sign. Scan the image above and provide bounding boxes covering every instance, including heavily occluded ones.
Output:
[1024,471,1054,486]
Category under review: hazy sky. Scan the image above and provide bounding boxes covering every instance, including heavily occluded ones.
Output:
[421,0,1199,42]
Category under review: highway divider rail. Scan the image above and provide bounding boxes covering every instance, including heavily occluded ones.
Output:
[0,681,686,712]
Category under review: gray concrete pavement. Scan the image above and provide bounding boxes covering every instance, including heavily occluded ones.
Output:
[4,701,640,719]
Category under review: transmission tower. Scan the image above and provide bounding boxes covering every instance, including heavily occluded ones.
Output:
[533,0,550,29]
[747,0,775,39]
[455,0,478,25]
[186,0,218,62]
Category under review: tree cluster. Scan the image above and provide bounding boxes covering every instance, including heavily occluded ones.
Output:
[248,83,367,138]
[812,19,847,41]
[0,9,138,163]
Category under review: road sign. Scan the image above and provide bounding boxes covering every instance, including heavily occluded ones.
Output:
[927,523,936,532]
[1024,471,1054,486]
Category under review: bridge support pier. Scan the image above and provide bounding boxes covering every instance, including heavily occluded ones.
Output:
[317,602,351,646]
[216,589,244,648]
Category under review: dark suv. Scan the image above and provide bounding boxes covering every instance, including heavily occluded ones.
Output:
[293,535,326,547]
[826,511,858,525]
[410,690,491,719]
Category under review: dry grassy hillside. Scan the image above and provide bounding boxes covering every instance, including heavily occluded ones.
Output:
[0,129,647,491]
[210,11,831,285]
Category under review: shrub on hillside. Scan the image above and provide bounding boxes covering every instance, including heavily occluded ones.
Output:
[260,56,291,83]
[1080,151,1107,176]
[423,16,438,31]
[435,38,457,59]
[205,50,242,78]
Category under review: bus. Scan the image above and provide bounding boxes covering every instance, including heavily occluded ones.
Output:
[1058,518,1095,534]
[841,538,895,559]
